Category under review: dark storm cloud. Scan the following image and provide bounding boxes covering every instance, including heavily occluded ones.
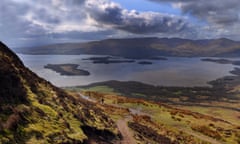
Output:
[85,0,188,34]
[117,15,187,34]
[150,0,240,26]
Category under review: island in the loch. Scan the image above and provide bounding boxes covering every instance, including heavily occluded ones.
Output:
[146,56,168,60]
[44,64,90,76]
[82,56,135,64]
[138,61,153,65]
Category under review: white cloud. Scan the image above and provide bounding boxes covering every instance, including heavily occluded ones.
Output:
[85,0,188,34]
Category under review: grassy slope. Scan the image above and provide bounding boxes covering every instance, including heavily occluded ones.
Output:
[70,84,240,144]
[0,42,120,143]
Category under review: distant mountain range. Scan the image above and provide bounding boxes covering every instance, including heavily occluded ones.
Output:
[16,37,240,58]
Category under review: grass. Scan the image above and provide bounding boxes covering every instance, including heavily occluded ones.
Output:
[32,101,58,117]
[94,91,240,143]
[131,93,146,97]
[26,137,47,144]
[19,81,88,143]
[120,101,190,128]
[179,105,240,125]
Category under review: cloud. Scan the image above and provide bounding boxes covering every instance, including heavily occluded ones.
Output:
[2,0,240,47]
[150,0,240,26]
[0,0,106,46]
[0,0,49,47]
[0,0,191,47]
[85,0,188,34]
[148,0,240,40]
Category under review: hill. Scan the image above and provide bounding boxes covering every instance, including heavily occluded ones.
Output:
[16,37,240,58]
[0,41,120,143]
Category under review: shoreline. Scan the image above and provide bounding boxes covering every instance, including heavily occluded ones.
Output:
[65,67,240,103]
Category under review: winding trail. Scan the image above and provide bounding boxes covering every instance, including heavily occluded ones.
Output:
[117,116,136,144]
[79,93,96,102]
[79,93,137,144]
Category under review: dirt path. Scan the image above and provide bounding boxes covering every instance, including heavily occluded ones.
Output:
[117,117,136,144]
[78,93,96,102]
[79,93,137,143]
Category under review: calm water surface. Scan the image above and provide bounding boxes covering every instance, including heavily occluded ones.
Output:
[18,54,237,87]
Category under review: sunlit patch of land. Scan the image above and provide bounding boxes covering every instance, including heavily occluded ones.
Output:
[65,85,240,143]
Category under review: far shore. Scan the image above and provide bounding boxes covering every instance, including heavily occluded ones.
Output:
[202,58,240,66]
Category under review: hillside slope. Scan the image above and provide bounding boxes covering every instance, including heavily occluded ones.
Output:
[0,41,120,143]
[16,37,240,58]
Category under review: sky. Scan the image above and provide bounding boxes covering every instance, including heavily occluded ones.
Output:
[1,0,240,47]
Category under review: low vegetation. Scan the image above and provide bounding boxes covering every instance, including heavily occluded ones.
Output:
[0,42,120,143]
[74,90,240,144]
